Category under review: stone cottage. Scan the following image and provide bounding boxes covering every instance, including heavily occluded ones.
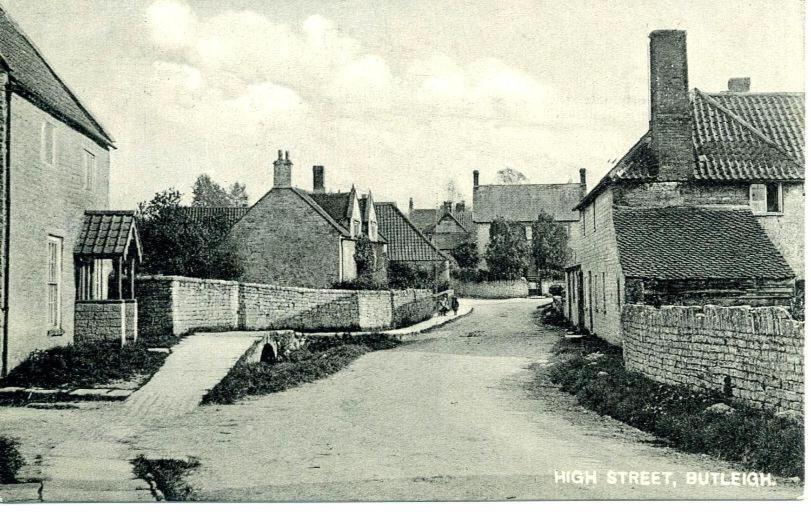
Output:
[0,7,141,374]
[221,153,386,288]
[409,199,474,262]
[564,30,803,344]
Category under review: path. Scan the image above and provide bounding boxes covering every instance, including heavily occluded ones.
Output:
[127,298,801,501]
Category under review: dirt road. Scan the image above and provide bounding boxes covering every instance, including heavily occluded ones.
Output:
[127,298,801,501]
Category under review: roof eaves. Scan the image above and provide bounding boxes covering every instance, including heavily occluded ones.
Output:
[291,188,351,237]
[378,202,448,262]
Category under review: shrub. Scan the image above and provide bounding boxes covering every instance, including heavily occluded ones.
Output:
[1,342,167,389]
[449,238,479,269]
[388,261,433,289]
[132,454,200,501]
[0,436,24,483]
[485,218,529,280]
[332,275,388,290]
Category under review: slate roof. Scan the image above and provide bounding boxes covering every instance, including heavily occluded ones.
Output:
[613,207,794,280]
[409,208,439,234]
[577,89,805,209]
[75,211,141,260]
[310,191,353,226]
[0,7,114,147]
[374,202,447,262]
[473,183,584,223]
[180,207,248,227]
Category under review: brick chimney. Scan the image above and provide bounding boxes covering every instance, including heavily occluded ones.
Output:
[579,168,587,195]
[455,201,466,213]
[649,30,693,181]
[313,165,325,193]
[727,77,751,93]
[473,170,479,188]
[273,149,292,188]
[442,201,453,215]
[409,197,414,215]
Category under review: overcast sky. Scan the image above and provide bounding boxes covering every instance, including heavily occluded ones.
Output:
[1,0,804,210]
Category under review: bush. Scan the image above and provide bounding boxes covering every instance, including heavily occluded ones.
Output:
[545,347,804,478]
[332,275,388,290]
[485,218,529,280]
[449,238,479,269]
[1,342,167,389]
[0,436,25,483]
[388,261,433,290]
[132,454,200,501]
[451,268,490,283]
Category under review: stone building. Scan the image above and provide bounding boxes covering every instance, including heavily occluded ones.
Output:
[221,153,386,289]
[377,201,449,285]
[0,7,138,374]
[408,199,474,261]
[564,30,803,344]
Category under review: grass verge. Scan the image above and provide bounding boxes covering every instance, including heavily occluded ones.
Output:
[0,436,25,483]
[132,454,200,501]
[543,338,804,478]
[0,342,167,389]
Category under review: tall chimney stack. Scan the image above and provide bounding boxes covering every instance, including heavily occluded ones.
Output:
[473,170,479,188]
[579,168,587,186]
[273,149,292,188]
[649,30,693,181]
[409,197,414,214]
[727,77,751,93]
[313,165,325,193]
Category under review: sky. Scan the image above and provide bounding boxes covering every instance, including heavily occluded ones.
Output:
[0,0,804,210]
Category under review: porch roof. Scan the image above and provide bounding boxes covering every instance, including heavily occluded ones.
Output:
[75,211,142,261]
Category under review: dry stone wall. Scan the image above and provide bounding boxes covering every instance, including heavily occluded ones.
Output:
[452,279,528,298]
[622,304,804,413]
[74,300,137,346]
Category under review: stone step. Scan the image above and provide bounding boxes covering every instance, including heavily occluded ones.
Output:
[0,482,42,503]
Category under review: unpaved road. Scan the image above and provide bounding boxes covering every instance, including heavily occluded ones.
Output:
[125,298,801,501]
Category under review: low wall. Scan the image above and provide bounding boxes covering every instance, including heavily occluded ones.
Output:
[622,304,804,413]
[452,279,528,298]
[136,276,434,335]
[74,300,138,346]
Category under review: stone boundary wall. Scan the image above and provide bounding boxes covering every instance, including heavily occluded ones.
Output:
[136,276,433,336]
[452,279,529,299]
[74,300,138,346]
[622,304,804,413]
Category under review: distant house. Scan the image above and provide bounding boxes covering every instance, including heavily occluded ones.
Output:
[376,201,449,284]
[221,152,386,288]
[472,168,587,280]
[1,7,141,375]
[408,199,474,259]
[565,30,803,344]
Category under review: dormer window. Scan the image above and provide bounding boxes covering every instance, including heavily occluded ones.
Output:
[750,183,782,214]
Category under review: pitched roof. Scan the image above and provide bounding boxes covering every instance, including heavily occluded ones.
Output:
[473,183,584,223]
[409,208,439,234]
[310,191,353,226]
[290,188,351,236]
[613,207,794,280]
[180,207,248,227]
[75,211,141,260]
[374,202,447,262]
[577,89,805,209]
[0,7,113,147]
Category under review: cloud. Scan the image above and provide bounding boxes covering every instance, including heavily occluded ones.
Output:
[147,0,196,50]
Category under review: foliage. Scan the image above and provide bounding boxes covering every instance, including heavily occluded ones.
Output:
[137,188,242,279]
[332,275,388,290]
[450,238,479,269]
[202,344,371,405]
[132,455,200,501]
[531,212,570,277]
[0,436,24,484]
[790,279,804,321]
[496,167,527,184]
[191,174,249,207]
[387,261,434,289]
[485,218,529,280]
[1,342,167,389]
[354,235,378,278]
[451,267,490,283]
[545,344,804,478]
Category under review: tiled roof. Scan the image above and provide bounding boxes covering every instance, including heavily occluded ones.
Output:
[473,183,584,223]
[577,89,805,209]
[453,209,475,232]
[75,211,141,259]
[613,207,794,280]
[310,191,352,226]
[409,208,439,234]
[180,207,248,227]
[374,202,447,262]
[0,8,113,146]
[290,188,351,237]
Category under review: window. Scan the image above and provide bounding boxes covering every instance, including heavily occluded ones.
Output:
[525,225,532,241]
[750,183,782,214]
[592,203,597,232]
[41,121,55,165]
[580,210,586,236]
[47,236,63,330]
[84,150,96,191]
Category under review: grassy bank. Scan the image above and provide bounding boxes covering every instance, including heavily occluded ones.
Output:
[132,455,200,501]
[544,338,804,479]
[202,333,400,405]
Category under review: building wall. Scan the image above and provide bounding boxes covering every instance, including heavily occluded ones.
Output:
[565,188,625,344]
[6,94,109,371]
[451,278,528,298]
[226,188,344,288]
[756,183,804,279]
[623,304,804,413]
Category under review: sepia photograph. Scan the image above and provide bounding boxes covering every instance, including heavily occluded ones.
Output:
[0,0,805,506]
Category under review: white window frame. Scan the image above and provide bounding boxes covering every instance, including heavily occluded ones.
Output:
[47,235,63,331]
[84,150,96,191]
[41,121,55,166]
[750,183,783,215]
[525,225,532,241]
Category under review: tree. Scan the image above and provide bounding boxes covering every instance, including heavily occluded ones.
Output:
[531,212,570,278]
[496,167,527,184]
[450,237,479,269]
[354,235,377,278]
[191,174,250,207]
[137,189,241,279]
[485,217,529,280]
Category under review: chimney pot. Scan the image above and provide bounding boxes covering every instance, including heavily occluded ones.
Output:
[273,149,292,188]
[579,168,587,187]
[313,165,325,193]
[727,77,751,93]
[473,170,480,188]
[409,197,414,213]
[455,201,466,213]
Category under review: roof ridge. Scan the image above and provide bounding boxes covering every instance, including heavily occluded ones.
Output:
[0,6,114,145]
[694,88,799,164]
[377,203,447,261]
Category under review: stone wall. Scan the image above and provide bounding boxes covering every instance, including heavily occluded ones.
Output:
[137,275,434,335]
[74,300,137,346]
[622,304,804,413]
[452,278,529,299]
